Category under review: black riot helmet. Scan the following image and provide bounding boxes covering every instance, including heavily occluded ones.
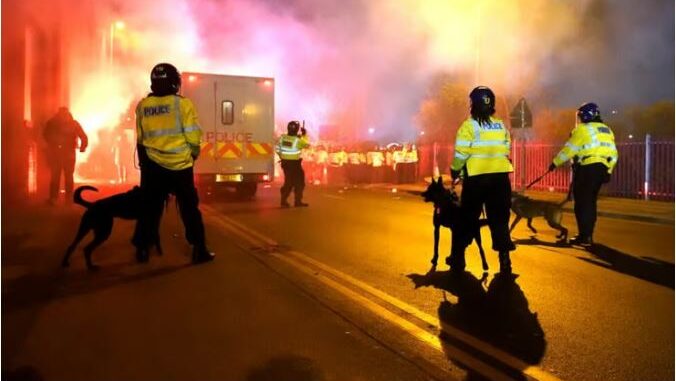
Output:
[287,120,301,135]
[150,63,181,96]
[469,86,496,126]
[577,102,602,123]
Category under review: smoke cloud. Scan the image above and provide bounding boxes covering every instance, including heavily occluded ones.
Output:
[60,0,673,145]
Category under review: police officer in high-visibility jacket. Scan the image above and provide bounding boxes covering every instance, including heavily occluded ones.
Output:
[133,63,214,264]
[450,86,515,273]
[276,121,310,207]
[549,102,618,246]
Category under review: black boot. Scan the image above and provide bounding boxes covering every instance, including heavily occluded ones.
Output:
[136,248,150,263]
[570,235,593,247]
[445,254,465,272]
[192,245,215,264]
[499,251,512,274]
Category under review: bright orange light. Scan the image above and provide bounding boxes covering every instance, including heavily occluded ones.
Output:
[114,21,125,30]
[263,79,273,87]
[188,75,197,83]
[263,174,270,181]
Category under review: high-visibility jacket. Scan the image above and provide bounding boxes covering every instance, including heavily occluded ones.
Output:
[329,151,347,166]
[553,122,618,173]
[392,150,406,164]
[316,150,329,164]
[136,95,202,170]
[451,117,513,176]
[275,134,310,160]
[367,151,385,167]
[404,149,418,163]
[347,152,361,165]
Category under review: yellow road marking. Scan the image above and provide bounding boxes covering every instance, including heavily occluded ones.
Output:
[275,253,514,381]
[202,206,562,381]
[286,250,560,381]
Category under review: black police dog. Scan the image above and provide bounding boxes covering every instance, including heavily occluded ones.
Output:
[510,193,569,243]
[421,177,489,270]
[62,185,163,270]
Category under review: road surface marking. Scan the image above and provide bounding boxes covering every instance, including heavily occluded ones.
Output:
[274,252,515,381]
[323,194,347,200]
[202,205,278,246]
[203,207,561,381]
[285,251,560,381]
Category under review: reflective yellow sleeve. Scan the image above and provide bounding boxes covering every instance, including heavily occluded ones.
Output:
[553,126,584,166]
[298,135,310,149]
[180,98,202,153]
[451,121,474,171]
[135,102,144,144]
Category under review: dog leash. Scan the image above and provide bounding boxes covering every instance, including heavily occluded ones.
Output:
[524,170,550,190]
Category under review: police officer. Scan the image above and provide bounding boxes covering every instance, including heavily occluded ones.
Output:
[133,63,214,264]
[549,102,618,246]
[450,86,515,273]
[276,121,310,207]
[43,107,88,205]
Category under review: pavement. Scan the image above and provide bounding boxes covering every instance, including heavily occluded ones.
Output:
[2,195,435,381]
[367,181,675,225]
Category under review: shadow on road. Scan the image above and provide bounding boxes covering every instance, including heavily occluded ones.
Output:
[246,355,325,381]
[512,236,570,249]
[1,365,44,381]
[3,262,192,311]
[407,271,545,381]
[580,244,675,289]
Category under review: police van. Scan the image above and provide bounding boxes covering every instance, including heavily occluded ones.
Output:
[181,73,275,198]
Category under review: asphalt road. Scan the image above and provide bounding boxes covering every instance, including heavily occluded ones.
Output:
[205,184,674,381]
[3,183,674,381]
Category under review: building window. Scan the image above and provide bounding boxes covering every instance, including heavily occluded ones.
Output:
[222,101,234,125]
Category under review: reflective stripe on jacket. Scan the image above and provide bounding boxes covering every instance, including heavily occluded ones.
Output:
[553,122,618,173]
[136,95,202,170]
[275,134,310,160]
[451,117,513,176]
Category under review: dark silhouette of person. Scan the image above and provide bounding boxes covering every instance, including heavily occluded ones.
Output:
[43,107,88,205]
[408,271,545,380]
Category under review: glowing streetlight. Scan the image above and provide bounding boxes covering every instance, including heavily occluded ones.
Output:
[368,127,375,135]
[109,20,126,68]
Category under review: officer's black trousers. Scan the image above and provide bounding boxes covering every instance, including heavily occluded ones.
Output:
[573,163,607,239]
[48,148,76,200]
[455,172,515,256]
[132,159,206,250]
[280,159,305,203]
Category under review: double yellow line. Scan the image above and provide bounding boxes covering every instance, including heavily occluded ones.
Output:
[202,205,562,381]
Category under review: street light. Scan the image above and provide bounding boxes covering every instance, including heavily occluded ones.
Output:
[368,127,375,135]
[109,20,125,68]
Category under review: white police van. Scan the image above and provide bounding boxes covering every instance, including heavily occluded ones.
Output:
[181,73,275,198]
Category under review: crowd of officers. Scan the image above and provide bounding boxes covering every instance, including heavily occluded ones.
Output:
[298,143,419,185]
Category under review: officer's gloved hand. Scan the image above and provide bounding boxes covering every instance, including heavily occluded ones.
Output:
[548,163,556,172]
[300,127,307,136]
[191,146,201,160]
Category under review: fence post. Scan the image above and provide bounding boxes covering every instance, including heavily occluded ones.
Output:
[644,134,651,200]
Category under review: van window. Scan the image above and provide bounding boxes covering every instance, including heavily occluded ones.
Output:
[222,101,234,125]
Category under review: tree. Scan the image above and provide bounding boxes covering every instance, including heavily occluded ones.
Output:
[415,76,470,144]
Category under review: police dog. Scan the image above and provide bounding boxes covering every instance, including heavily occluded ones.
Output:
[510,193,569,242]
[62,186,163,270]
[421,177,489,270]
